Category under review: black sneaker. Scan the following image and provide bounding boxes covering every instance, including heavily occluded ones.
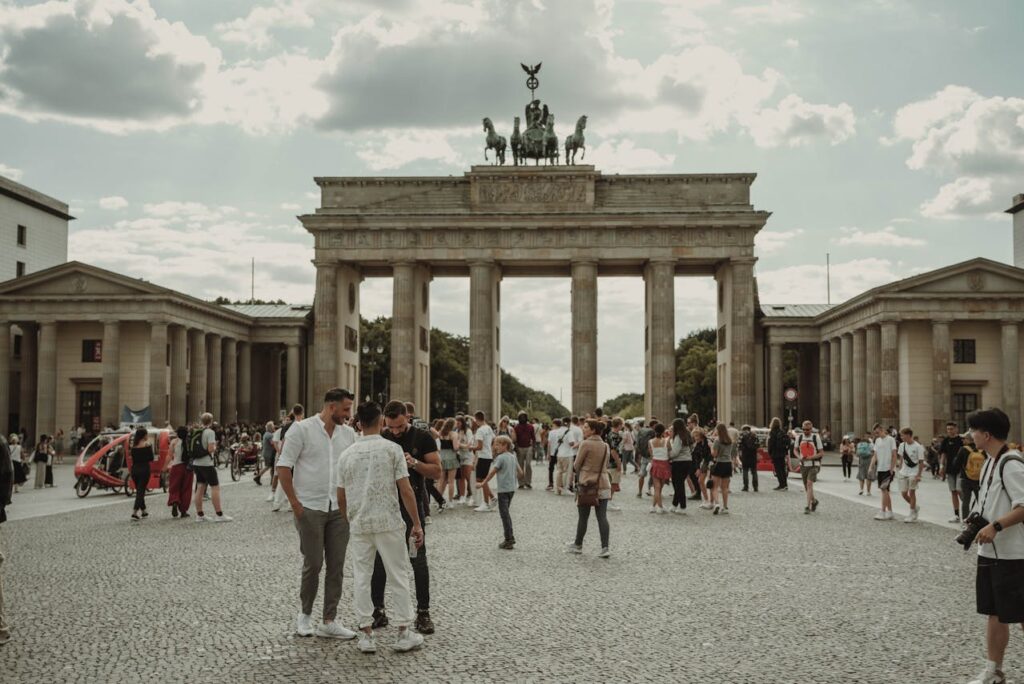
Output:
[811,499,819,512]
[254,475,262,486]
[741,488,749,492]
[414,610,434,635]
[498,540,514,550]
[371,607,389,629]
[525,484,532,489]
[803,507,810,514]
[171,503,179,518]
[688,493,702,501]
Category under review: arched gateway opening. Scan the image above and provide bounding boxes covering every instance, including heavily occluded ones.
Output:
[300,165,769,423]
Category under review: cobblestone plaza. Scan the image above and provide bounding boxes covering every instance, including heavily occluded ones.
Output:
[2,468,990,683]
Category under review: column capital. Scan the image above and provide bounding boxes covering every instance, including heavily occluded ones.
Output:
[730,256,758,267]
[467,258,497,268]
[931,316,954,325]
[312,258,337,269]
[149,317,170,328]
[1001,318,1023,327]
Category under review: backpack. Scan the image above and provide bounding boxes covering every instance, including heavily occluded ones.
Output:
[795,433,820,460]
[186,428,207,463]
[739,431,758,458]
[963,448,985,481]
[635,428,654,460]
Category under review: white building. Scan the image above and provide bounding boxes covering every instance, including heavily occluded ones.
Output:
[0,174,72,282]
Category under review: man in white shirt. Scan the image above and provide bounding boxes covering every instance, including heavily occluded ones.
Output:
[336,401,424,654]
[546,418,565,491]
[272,405,305,512]
[869,423,898,521]
[192,412,232,522]
[567,416,584,493]
[555,419,576,496]
[895,428,926,523]
[472,411,496,511]
[277,389,356,640]
[966,407,1024,684]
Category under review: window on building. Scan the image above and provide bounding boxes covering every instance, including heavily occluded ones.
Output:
[16,261,26,278]
[17,224,26,246]
[81,339,103,363]
[717,325,727,351]
[953,393,979,432]
[953,339,976,364]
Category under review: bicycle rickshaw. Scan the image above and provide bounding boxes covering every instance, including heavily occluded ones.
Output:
[74,428,171,498]
[229,435,262,481]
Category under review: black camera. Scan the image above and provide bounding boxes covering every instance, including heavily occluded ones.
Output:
[956,512,989,550]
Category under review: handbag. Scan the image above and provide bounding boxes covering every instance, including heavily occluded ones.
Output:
[577,444,608,507]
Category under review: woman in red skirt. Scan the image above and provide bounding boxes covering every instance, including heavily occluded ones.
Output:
[166,426,193,518]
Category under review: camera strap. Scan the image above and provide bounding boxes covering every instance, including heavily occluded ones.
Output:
[976,445,1010,516]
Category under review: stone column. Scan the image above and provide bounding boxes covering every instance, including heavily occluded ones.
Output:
[237,341,251,422]
[729,258,757,426]
[880,320,899,430]
[643,259,675,422]
[286,342,301,408]
[222,338,237,424]
[100,320,120,429]
[391,262,417,406]
[865,326,881,430]
[336,265,362,397]
[932,319,952,436]
[313,261,338,403]
[18,324,38,440]
[829,337,842,436]
[768,342,783,422]
[852,328,866,435]
[169,325,188,427]
[572,260,599,415]
[35,321,57,438]
[0,321,10,436]
[469,260,501,420]
[148,320,168,426]
[207,333,222,421]
[1002,321,1021,444]
[818,341,830,431]
[841,333,854,437]
[270,346,282,418]
[188,328,207,420]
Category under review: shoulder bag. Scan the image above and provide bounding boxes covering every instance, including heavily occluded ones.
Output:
[577,444,609,507]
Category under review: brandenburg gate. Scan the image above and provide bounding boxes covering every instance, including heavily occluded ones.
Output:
[300,164,769,423]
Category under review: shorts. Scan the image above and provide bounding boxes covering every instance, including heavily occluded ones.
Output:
[439,449,459,471]
[977,557,1024,623]
[947,473,961,492]
[877,470,894,491]
[711,462,733,478]
[800,464,819,485]
[640,457,651,477]
[193,465,220,487]
[459,450,474,467]
[475,458,492,481]
[897,474,919,492]
[263,453,275,470]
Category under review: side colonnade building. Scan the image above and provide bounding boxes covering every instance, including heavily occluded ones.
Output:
[760,258,1024,443]
[0,263,311,439]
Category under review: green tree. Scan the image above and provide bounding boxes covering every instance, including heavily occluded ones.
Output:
[675,328,717,423]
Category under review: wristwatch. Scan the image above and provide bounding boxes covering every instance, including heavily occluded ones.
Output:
[994,521,1004,532]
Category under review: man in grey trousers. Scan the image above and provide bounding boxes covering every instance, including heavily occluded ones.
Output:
[277,387,357,638]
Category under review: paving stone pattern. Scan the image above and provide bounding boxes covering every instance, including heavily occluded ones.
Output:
[0,468,1001,683]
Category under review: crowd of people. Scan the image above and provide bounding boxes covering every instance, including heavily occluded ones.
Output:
[3,396,1024,682]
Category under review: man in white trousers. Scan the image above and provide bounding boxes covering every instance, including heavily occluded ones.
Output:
[336,401,424,654]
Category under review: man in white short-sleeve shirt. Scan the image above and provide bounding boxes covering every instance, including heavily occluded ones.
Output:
[192,412,232,522]
[869,424,898,520]
[472,411,495,511]
[277,390,356,640]
[896,429,926,522]
[336,401,424,654]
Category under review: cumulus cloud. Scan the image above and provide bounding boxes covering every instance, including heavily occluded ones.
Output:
[834,225,925,247]
[587,139,675,172]
[98,195,128,210]
[756,228,804,255]
[887,85,1024,218]
[744,94,856,148]
[355,128,471,171]
[214,0,315,49]
[69,200,313,302]
[731,0,806,24]
[757,257,908,304]
[280,202,302,210]
[0,162,24,181]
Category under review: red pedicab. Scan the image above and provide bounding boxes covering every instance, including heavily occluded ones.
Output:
[74,428,171,498]
[229,435,261,482]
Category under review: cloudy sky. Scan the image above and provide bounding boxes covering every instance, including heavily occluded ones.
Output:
[1,0,1022,404]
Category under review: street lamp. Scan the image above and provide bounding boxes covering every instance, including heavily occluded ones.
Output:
[362,344,384,404]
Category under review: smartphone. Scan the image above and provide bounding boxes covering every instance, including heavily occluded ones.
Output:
[408,534,418,559]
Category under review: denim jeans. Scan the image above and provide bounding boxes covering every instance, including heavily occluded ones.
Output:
[497,491,515,541]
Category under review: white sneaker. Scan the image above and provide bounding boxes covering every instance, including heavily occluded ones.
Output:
[967,666,1006,684]
[296,613,314,637]
[266,492,275,502]
[195,514,210,523]
[316,620,357,640]
[211,514,233,522]
[474,505,490,513]
[357,632,377,653]
[607,501,621,511]
[271,503,282,512]
[699,502,713,510]
[676,508,687,515]
[424,517,433,525]
[656,507,667,515]
[565,542,582,554]
[720,507,730,515]
[873,512,887,521]
[393,628,424,652]
[885,511,895,520]
[649,506,657,514]
[488,499,497,509]
[949,515,961,524]
[597,547,611,559]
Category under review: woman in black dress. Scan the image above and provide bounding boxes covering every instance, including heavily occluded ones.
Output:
[129,428,154,522]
